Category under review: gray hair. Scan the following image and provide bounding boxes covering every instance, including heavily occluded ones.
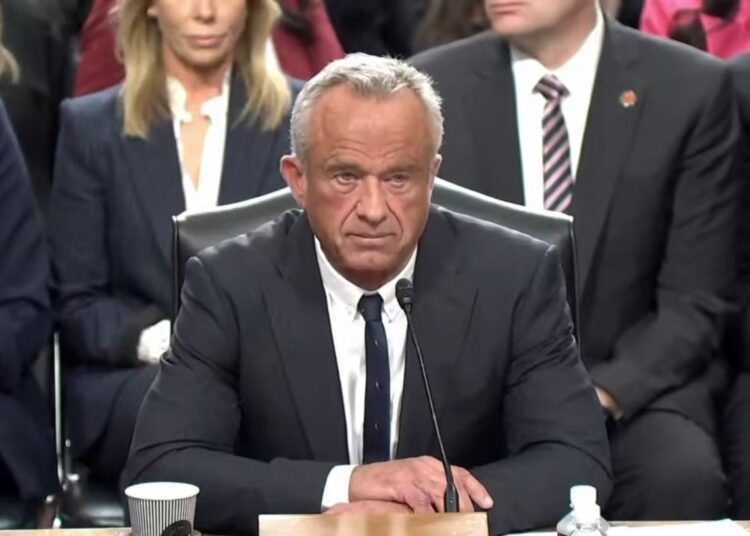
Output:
[290,53,444,166]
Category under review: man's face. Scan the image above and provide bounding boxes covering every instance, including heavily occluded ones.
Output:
[149,0,247,72]
[282,85,440,290]
[484,0,591,38]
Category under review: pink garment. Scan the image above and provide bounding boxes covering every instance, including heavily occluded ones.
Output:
[640,0,750,59]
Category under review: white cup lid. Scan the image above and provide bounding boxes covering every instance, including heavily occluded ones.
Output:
[125,482,200,501]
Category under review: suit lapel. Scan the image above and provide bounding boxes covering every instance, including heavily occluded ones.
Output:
[124,118,184,267]
[465,38,524,204]
[264,209,478,462]
[265,214,349,463]
[218,73,279,204]
[125,72,282,265]
[396,208,478,459]
[575,21,646,294]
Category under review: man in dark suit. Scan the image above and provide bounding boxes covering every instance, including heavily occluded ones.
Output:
[323,0,426,56]
[1,0,71,214]
[724,52,750,519]
[123,54,611,536]
[0,98,57,525]
[617,0,644,27]
[412,0,736,520]
[599,0,644,27]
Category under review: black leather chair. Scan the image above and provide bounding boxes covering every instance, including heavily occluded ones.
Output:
[56,385,125,527]
[56,345,125,528]
[57,475,123,528]
[0,500,37,530]
[431,180,577,328]
[172,178,578,330]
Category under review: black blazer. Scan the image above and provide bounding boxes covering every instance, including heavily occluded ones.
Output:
[50,75,299,458]
[412,22,738,432]
[0,100,57,499]
[323,0,422,56]
[123,208,611,536]
[729,53,750,371]
[1,0,70,214]
[618,0,644,28]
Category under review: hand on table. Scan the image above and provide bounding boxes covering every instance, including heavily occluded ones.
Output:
[348,456,493,513]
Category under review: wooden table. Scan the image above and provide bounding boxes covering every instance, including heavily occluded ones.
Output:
[0,531,131,536]
[260,512,488,535]
[258,517,750,535]
[1,520,749,536]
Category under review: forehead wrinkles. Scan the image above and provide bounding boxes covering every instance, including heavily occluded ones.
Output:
[316,131,430,178]
[311,90,432,161]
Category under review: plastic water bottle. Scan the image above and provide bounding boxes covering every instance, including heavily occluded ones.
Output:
[556,486,609,536]
[571,503,607,535]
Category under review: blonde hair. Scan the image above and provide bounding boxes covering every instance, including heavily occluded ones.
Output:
[115,0,291,138]
[0,6,19,83]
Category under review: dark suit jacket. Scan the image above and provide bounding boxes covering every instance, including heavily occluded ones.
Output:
[0,100,57,499]
[412,22,738,433]
[323,0,424,56]
[60,0,94,35]
[1,0,71,214]
[123,208,611,536]
[50,75,299,459]
[729,53,750,371]
[619,0,644,28]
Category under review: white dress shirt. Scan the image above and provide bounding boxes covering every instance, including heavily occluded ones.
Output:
[511,7,605,210]
[136,74,231,363]
[316,238,417,509]
[167,74,230,212]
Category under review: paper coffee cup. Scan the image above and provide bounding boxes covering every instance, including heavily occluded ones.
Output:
[125,482,199,536]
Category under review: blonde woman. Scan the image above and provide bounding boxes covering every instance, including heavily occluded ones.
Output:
[50,0,300,482]
[0,6,57,525]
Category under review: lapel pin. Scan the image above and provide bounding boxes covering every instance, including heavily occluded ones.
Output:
[620,90,638,109]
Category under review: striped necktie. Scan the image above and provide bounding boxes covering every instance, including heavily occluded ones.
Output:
[535,74,574,214]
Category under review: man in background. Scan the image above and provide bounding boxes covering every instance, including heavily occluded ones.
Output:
[323,0,427,56]
[0,0,71,214]
[413,0,735,520]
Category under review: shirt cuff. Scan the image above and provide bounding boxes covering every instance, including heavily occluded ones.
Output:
[321,464,357,511]
[137,319,171,364]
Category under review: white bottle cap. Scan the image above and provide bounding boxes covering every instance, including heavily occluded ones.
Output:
[575,502,600,525]
[570,485,597,508]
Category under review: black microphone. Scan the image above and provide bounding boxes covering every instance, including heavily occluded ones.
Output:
[395,278,459,514]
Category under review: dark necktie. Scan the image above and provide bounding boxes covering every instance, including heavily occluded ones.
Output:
[535,74,574,214]
[358,293,390,463]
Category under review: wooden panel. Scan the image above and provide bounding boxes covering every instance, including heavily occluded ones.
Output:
[0,519,748,536]
[259,513,489,536]
[0,530,129,536]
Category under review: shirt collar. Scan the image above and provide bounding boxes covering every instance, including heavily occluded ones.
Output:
[166,69,231,124]
[510,6,605,99]
[315,237,417,322]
